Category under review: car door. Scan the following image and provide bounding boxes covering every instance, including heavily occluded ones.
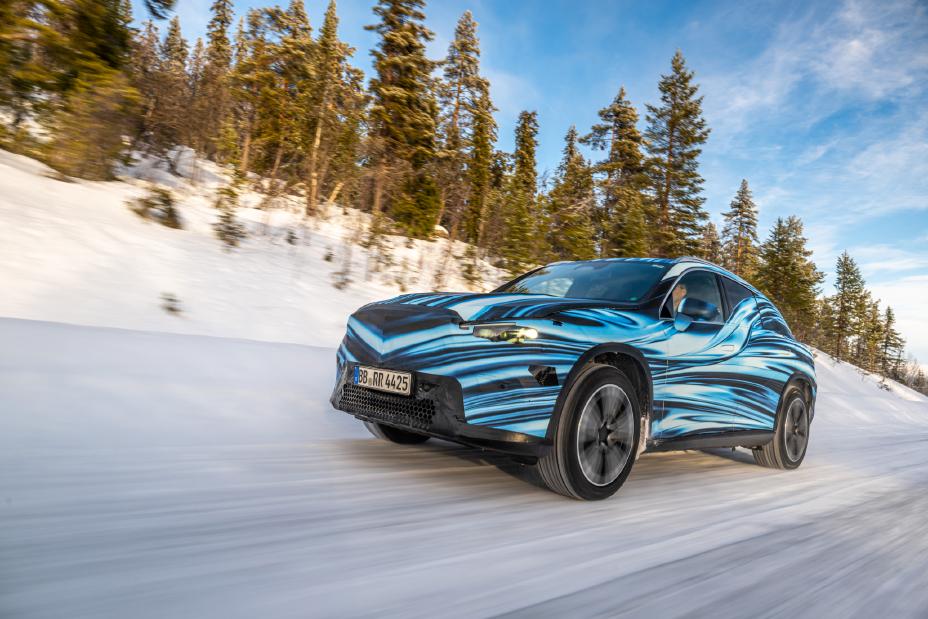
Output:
[652,269,754,439]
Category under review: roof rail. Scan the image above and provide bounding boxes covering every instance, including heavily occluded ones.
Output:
[674,255,717,266]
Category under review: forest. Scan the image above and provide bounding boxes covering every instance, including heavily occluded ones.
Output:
[0,0,924,392]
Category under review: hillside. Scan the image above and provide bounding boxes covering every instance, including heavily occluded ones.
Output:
[0,148,503,347]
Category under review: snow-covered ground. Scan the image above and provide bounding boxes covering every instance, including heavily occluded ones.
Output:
[0,149,504,347]
[2,149,928,617]
[2,318,927,618]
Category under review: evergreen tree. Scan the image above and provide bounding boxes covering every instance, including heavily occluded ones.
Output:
[438,10,492,244]
[128,21,162,146]
[156,16,189,159]
[366,0,439,238]
[721,179,759,279]
[881,307,905,379]
[582,86,649,257]
[545,125,596,261]
[754,216,823,342]
[700,221,723,264]
[466,82,496,247]
[501,110,539,271]
[644,51,710,257]
[193,0,234,158]
[832,251,865,361]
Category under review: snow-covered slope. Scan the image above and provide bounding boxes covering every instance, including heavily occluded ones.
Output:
[0,148,504,346]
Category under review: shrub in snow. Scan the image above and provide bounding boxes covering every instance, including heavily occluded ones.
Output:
[160,292,182,315]
[128,187,183,229]
[213,185,246,248]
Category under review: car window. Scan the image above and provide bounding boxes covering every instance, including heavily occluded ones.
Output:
[496,260,669,303]
[721,277,754,317]
[764,317,793,339]
[662,270,724,322]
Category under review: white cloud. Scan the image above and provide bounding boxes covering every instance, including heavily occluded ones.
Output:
[870,274,928,362]
[702,0,928,139]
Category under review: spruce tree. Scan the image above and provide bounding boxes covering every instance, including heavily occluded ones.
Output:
[366,0,439,238]
[438,10,491,243]
[832,251,865,361]
[721,179,760,279]
[194,0,234,158]
[501,110,539,272]
[545,125,596,261]
[582,87,649,258]
[644,51,710,257]
[157,16,189,158]
[881,307,905,379]
[754,216,823,342]
[467,82,496,247]
[700,221,723,264]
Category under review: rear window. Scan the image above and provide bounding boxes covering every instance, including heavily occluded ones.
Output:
[497,261,669,303]
[722,277,754,315]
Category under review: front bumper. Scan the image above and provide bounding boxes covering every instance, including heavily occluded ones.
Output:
[330,364,550,460]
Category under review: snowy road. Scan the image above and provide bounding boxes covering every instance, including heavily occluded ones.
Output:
[2,318,928,618]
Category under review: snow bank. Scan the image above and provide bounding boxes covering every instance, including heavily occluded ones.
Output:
[0,148,506,347]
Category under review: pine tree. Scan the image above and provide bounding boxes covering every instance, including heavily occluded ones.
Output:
[832,251,865,361]
[438,10,492,244]
[128,21,162,146]
[193,0,234,158]
[501,110,539,271]
[880,307,905,379]
[467,82,496,247]
[582,86,649,257]
[545,125,596,261]
[700,221,723,264]
[366,0,439,238]
[644,51,710,257]
[721,179,759,279]
[157,16,189,158]
[754,216,823,342]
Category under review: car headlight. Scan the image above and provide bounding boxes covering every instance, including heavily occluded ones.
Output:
[469,323,539,343]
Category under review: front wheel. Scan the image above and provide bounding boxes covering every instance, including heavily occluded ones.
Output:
[537,364,641,500]
[363,421,430,444]
[753,385,810,469]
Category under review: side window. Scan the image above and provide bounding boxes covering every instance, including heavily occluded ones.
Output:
[765,317,793,339]
[721,277,754,318]
[662,270,724,322]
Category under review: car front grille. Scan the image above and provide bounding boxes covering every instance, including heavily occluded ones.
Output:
[339,383,436,431]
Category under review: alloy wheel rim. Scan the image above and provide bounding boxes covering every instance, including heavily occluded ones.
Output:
[784,398,809,461]
[576,384,634,487]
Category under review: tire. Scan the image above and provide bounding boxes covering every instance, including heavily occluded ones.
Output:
[753,385,810,469]
[537,364,641,500]
[363,421,430,444]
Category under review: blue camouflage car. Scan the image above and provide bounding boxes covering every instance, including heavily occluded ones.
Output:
[331,256,816,500]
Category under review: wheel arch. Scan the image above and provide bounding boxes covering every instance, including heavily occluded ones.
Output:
[779,371,817,424]
[545,343,654,443]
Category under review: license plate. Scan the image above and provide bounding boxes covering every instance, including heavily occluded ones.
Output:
[353,365,412,396]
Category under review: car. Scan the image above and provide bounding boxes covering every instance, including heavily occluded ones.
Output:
[330,256,816,500]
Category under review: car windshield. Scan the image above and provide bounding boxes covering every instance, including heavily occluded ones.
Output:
[496,260,669,303]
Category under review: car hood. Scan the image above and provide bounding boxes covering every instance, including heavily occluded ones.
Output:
[365,292,638,323]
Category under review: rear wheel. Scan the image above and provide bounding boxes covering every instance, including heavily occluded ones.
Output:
[363,421,430,444]
[538,364,641,500]
[753,385,810,469]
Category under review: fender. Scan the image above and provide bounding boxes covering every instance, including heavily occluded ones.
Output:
[544,342,654,443]
[780,370,817,423]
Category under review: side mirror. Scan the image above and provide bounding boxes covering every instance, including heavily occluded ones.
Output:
[673,311,693,332]
[674,297,719,329]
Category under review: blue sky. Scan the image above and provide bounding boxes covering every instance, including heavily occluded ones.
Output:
[139,0,928,361]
